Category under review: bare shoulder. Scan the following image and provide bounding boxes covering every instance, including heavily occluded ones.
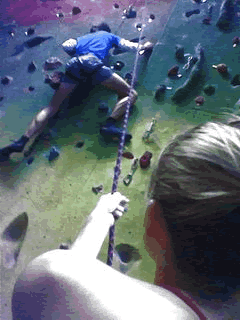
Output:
[12,250,202,320]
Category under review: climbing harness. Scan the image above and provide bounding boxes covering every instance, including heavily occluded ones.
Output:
[107,8,150,266]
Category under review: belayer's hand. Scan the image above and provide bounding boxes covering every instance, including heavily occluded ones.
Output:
[94,192,129,221]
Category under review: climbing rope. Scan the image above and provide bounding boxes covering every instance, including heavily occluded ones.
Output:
[107,15,147,266]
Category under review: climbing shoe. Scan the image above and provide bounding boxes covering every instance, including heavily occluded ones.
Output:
[0,136,29,162]
[100,124,132,143]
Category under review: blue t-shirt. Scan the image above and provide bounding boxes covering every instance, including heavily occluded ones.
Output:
[75,31,121,61]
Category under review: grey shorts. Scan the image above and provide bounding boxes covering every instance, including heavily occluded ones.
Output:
[62,56,113,86]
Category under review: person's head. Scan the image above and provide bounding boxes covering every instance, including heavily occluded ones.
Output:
[144,114,240,295]
[61,38,77,57]
[90,22,111,33]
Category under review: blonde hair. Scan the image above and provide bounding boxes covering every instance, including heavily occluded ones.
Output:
[148,115,240,290]
[149,118,240,221]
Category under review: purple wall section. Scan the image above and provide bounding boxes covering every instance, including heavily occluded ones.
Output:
[0,0,152,27]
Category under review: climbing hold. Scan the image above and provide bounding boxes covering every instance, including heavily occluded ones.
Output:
[27,157,34,166]
[149,14,155,20]
[28,61,37,73]
[136,23,142,31]
[124,73,132,84]
[216,0,235,32]
[203,85,216,95]
[175,45,185,61]
[212,63,228,74]
[111,61,125,71]
[0,96,4,102]
[59,243,69,249]
[195,96,205,106]
[43,57,63,71]
[56,12,64,18]
[155,85,167,101]
[25,27,35,36]
[48,146,60,161]
[168,65,179,77]
[233,36,240,47]
[75,140,84,148]
[8,30,15,37]
[123,5,137,19]
[140,151,153,169]
[72,7,81,15]
[44,71,64,90]
[185,9,200,18]
[203,16,211,25]
[114,3,119,8]
[92,184,104,194]
[123,151,134,159]
[231,74,240,86]
[1,76,13,85]
[28,86,35,91]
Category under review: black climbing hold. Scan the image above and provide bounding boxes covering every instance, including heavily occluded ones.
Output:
[114,3,119,8]
[92,185,104,194]
[28,86,34,91]
[233,36,240,47]
[193,0,202,3]
[130,36,146,43]
[27,157,34,165]
[124,73,132,84]
[25,27,35,36]
[56,12,64,18]
[0,96,4,102]
[203,85,216,95]
[75,140,84,148]
[231,74,240,86]
[123,5,137,19]
[48,146,59,161]
[203,17,211,25]
[216,0,235,32]
[25,36,53,49]
[8,30,15,37]
[185,9,200,18]
[28,61,37,73]
[112,61,125,71]
[136,23,142,30]
[149,14,155,20]
[1,76,13,85]
[72,7,81,15]
[175,45,184,61]
[59,243,69,249]
[155,85,167,101]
